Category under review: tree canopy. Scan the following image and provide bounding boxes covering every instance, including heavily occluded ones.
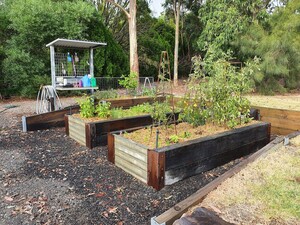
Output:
[0,0,299,97]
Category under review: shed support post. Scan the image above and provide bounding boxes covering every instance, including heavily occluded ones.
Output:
[90,48,94,77]
[50,46,57,107]
[89,48,94,94]
[50,46,56,88]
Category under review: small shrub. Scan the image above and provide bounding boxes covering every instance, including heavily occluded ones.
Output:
[141,87,156,97]
[77,95,95,118]
[95,101,111,118]
[150,101,171,125]
[181,54,254,128]
[119,71,138,95]
[93,89,118,100]
[168,134,179,143]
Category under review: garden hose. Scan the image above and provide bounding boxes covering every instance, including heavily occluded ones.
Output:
[36,85,62,114]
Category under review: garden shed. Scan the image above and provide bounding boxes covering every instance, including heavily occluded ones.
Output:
[46,38,107,91]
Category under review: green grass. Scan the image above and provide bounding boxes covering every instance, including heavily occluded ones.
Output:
[250,145,300,221]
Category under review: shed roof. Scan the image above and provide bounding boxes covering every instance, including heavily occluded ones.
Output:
[46,38,107,49]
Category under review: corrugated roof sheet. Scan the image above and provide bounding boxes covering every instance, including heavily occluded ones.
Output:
[46,38,107,48]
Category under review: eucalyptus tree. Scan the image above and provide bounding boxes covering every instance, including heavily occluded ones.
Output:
[163,0,202,82]
[107,0,140,79]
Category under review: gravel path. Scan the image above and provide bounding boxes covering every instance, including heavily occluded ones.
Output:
[0,98,241,224]
[0,97,77,129]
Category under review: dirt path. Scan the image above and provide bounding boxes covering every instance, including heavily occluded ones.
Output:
[0,97,77,129]
[0,98,241,224]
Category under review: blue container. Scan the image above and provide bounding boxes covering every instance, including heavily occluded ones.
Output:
[81,75,91,87]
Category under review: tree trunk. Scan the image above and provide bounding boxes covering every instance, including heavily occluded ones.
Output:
[173,0,180,87]
[129,0,139,79]
[107,0,139,82]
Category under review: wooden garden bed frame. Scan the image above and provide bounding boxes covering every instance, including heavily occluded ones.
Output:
[152,131,300,225]
[108,122,271,190]
[22,96,165,132]
[65,112,180,148]
[251,106,300,135]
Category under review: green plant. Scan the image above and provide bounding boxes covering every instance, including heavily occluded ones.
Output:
[119,71,138,95]
[181,131,191,139]
[110,108,125,119]
[181,54,254,128]
[141,87,156,97]
[109,103,153,119]
[95,101,111,118]
[93,89,118,100]
[77,95,95,118]
[167,134,180,144]
[150,101,171,125]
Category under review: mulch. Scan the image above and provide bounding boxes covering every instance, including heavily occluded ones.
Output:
[0,125,243,225]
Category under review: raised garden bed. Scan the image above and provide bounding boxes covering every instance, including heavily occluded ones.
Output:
[65,112,180,148]
[251,106,300,135]
[108,122,271,190]
[22,96,165,132]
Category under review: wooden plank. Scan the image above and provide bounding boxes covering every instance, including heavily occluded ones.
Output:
[85,123,97,149]
[164,123,270,170]
[94,115,153,134]
[64,115,69,135]
[85,124,92,149]
[164,138,268,185]
[254,106,300,121]
[153,136,285,225]
[147,150,165,191]
[271,126,295,136]
[89,123,97,148]
[23,105,80,131]
[23,96,165,132]
[261,116,300,131]
[107,133,115,163]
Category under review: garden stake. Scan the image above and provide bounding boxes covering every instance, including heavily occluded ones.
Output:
[156,129,159,149]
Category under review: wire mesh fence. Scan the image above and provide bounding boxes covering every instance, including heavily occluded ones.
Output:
[96,77,154,90]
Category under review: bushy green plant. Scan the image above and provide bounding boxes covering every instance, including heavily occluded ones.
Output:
[181,54,254,128]
[141,87,156,97]
[110,108,125,119]
[167,134,180,144]
[93,89,118,100]
[77,95,95,118]
[95,101,111,118]
[110,103,153,119]
[150,101,171,125]
[119,71,138,95]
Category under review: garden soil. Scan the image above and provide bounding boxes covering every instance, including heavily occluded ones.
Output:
[0,97,243,224]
